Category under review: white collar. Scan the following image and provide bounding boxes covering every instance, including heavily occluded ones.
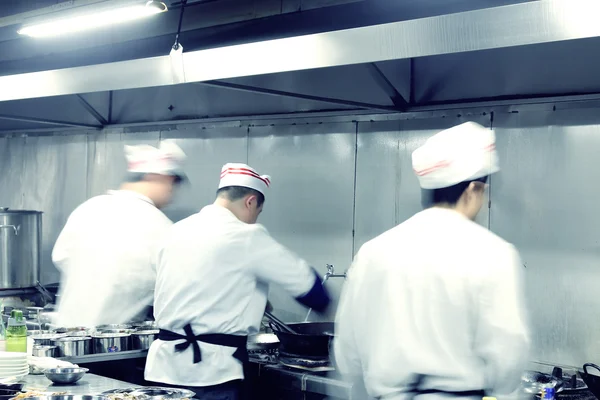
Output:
[107,190,155,206]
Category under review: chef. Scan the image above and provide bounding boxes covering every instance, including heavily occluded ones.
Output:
[146,163,330,399]
[52,140,186,328]
[334,122,530,400]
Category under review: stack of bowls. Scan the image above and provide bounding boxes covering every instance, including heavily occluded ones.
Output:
[0,352,29,378]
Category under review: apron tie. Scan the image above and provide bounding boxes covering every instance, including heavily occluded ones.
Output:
[159,324,248,365]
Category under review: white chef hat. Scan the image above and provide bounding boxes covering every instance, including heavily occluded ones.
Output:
[219,163,271,195]
[412,122,499,189]
[124,140,187,180]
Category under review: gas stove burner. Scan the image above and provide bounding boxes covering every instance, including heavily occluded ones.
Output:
[248,348,279,364]
[278,351,332,371]
[278,351,329,361]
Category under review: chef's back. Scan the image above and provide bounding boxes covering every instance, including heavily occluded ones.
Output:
[52,141,186,328]
[146,163,330,389]
[334,122,530,400]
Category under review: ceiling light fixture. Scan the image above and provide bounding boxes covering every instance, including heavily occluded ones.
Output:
[18,1,168,38]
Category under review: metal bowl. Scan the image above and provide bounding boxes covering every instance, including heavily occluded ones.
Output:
[129,387,195,400]
[23,397,106,400]
[43,367,89,385]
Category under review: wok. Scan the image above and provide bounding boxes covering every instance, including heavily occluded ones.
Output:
[582,363,600,399]
[271,322,334,358]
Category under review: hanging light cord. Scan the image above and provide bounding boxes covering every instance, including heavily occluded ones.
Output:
[172,0,188,50]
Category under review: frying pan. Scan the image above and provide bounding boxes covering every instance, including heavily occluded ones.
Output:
[271,321,334,358]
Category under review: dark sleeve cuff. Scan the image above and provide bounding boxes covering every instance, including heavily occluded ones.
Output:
[295,270,331,313]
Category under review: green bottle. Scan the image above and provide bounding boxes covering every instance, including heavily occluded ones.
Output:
[6,310,27,353]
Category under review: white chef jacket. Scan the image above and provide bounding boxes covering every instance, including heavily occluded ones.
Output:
[334,207,530,400]
[52,190,172,328]
[145,204,316,387]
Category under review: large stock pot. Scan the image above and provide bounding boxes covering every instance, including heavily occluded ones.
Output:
[0,208,42,289]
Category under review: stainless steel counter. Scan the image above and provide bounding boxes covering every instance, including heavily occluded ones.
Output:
[256,363,356,399]
[19,373,134,395]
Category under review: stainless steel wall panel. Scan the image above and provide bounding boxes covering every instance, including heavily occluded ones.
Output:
[492,109,600,367]
[354,116,491,252]
[85,130,160,198]
[0,134,89,284]
[248,123,356,322]
[159,127,249,222]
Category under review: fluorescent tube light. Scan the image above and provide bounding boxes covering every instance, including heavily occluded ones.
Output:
[18,1,168,38]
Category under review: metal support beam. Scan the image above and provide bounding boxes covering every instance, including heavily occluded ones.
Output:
[76,94,108,126]
[1,0,599,102]
[199,81,397,112]
[108,91,113,124]
[0,114,101,129]
[364,63,408,109]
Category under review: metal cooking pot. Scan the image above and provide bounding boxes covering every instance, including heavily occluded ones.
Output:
[92,333,131,353]
[272,322,334,357]
[0,208,42,289]
[132,330,158,350]
[32,345,57,357]
[53,337,92,357]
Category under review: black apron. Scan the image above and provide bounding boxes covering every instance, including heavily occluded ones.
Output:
[158,324,248,364]
[379,374,486,400]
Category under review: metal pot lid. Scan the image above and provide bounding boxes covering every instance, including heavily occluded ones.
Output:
[130,388,195,399]
[31,333,66,340]
[54,337,91,342]
[92,333,131,338]
[132,330,159,335]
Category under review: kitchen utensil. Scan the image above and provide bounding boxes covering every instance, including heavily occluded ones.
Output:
[131,330,158,350]
[52,337,91,357]
[263,311,297,334]
[129,387,195,399]
[43,367,89,385]
[247,333,280,352]
[581,363,600,399]
[32,345,57,358]
[272,322,334,358]
[0,209,41,289]
[92,333,131,353]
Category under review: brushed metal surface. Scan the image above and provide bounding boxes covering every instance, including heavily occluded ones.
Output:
[354,116,491,251]
[0,210,41,288]
[159,127,249,222]
[491,108,600,367]
[248,123,356,322]
[1,1,600,101]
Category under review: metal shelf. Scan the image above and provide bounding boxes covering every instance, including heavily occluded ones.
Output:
[58,350,148,364]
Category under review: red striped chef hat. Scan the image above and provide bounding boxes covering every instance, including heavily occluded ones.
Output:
[124,140,186,180]
[412,122,499,189]
[219,163,271,195]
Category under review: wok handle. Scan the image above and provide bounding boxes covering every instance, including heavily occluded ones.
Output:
[264,311,297,334]
[583,363,600,376]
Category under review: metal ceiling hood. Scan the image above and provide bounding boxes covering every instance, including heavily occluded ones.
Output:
[0,0,598,103]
